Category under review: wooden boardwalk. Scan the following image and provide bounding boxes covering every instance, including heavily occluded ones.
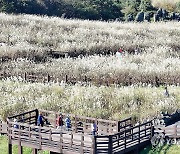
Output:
[0,109,153,154]
[154,121,180,139]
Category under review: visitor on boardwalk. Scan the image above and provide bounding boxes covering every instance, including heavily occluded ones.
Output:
[164,87,169,97]
[65,115,71,131]
[37,112,45,127]
[56,113,63,129]
[91,122,97,136]
[13,119,19,129]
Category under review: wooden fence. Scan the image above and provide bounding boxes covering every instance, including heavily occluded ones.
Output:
[154,124,180,138]
[0,71,178,86]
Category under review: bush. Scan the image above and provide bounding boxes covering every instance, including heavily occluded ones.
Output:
[126,14,134,21]
[144,12,151,21]
[135,11,144,22]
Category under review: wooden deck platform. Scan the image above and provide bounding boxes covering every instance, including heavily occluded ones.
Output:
[1,109,153,154]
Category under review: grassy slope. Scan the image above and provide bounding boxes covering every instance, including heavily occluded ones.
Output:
[141,145,180,154]
[0,136,48,154]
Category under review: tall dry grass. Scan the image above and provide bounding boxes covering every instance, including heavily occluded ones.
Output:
[0,79,179,121]
[151,0,180,11]
[0,13,180,59]
[1,47,180,85]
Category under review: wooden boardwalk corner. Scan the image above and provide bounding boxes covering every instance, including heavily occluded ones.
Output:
[0,109,153,154]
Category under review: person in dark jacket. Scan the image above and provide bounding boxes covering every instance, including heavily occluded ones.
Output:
[56,113,63,129]
[37,113,45,127]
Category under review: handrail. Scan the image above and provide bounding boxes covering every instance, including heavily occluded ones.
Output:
[7,120,93,153]
[8,109,38,119]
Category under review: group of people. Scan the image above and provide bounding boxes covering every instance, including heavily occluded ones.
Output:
[56,113,71,131]
[13,112,98,136]
[37,113,72,131]
[37,112,97,135]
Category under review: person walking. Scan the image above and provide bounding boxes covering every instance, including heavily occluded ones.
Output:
[116,48,123,58]
[37,113,45,127]
[91,122,97,136]
[56,113,63,129]
[65,115,71,131]
[13,119,19,129]
[164,87,169,97]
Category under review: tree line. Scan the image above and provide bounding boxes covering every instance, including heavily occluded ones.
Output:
[0,0,180,21]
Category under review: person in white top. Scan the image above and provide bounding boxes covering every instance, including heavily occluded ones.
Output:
[116,48,123,58]
[91,122,97,136]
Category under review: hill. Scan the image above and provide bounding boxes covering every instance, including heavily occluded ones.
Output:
[0,0,180,21]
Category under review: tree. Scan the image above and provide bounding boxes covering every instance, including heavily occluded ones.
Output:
[139,0,154,12]
[121,0,141,19]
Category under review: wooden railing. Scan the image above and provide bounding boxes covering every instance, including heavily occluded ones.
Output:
[8,109,38,125]
[7,119,94,154]
[3,109,132,136]
[94,121,153,153]
[0,119,7,134]
[154,124,180,138]
[0,71,178,86]
[39,109,126,135]
[118,117,132,132]
[4,109,154,154]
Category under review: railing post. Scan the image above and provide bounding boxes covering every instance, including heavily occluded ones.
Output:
[151,121,154,139]
[132,128,134,140]
[108,135,113,154]
[95,118,97,135]
[92,136,96,154]
[174,124,177,138]
[18,123,23,154]
[124,129,126,150]
[116,121,120,133]
[7,120,12,154]
[39,127,42,149]
[49,129,52,140]
[24,72,27,81]
[8,141,12,154]
[75,116,77,133]
[80,134,84,154]
[54,112,57,128]
[138,124,140,144]
[32,149,38,154]
[60,131,63,153]
[70,133,73,147]
[35,109,39,125]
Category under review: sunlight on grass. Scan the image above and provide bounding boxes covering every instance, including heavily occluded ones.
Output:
[0,136,48,154]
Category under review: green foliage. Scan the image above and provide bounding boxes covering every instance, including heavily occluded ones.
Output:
[0,0,179,23]
[0,136,48,154]
[139,0,154,12]
[0,0,153,21]
[140,145,180,154]
[121,0,141,19]
[176,2,180,12]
